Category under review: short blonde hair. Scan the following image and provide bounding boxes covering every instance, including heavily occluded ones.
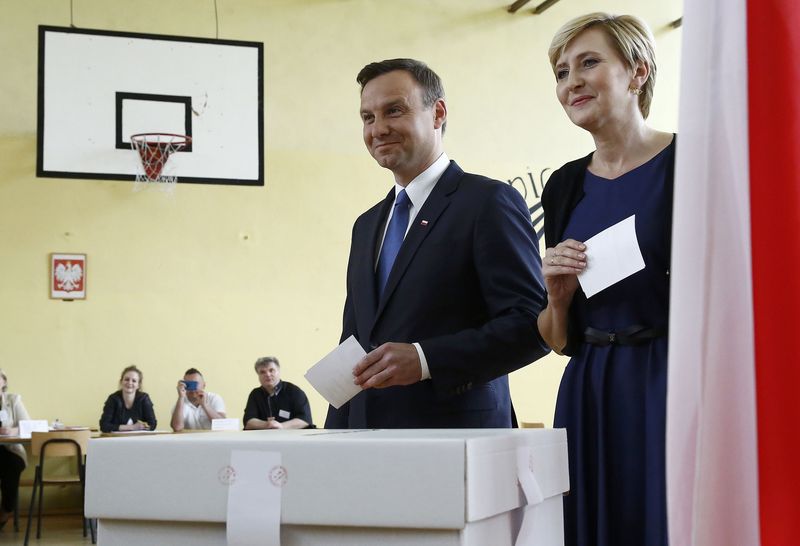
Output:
[548,12,657,118]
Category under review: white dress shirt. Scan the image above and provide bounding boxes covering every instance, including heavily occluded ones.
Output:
[377,152,450,381]
[173,391,226,430]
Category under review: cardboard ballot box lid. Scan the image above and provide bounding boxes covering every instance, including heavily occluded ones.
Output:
[85,428,568,530]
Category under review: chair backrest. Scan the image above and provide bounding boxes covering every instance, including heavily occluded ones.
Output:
[30,429,91,459]
[520,421,545,429]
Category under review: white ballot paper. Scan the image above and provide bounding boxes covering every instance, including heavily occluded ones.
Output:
[226,450,283,546]
[19,419,49,438]
[515,446,545,546]
[578,215,645,298]
[304,335,366,409]
[212,418,240,431]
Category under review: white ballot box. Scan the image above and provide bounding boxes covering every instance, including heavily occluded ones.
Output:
[85,428,568,546]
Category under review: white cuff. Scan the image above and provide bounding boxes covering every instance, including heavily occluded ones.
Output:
[413,342,431,380]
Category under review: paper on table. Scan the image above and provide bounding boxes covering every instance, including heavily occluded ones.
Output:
[226,450,283,546]
[19,419,49,438]
[211,418,240,431]
[304,335,366,409]
[578,215,645,298]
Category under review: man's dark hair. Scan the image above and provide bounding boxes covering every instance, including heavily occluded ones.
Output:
[184,367,203,377]
[357,58,446,133]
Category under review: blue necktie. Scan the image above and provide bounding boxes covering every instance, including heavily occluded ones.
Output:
[376,189,411,296]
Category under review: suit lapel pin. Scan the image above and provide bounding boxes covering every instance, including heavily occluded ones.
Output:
[420,220,429,227]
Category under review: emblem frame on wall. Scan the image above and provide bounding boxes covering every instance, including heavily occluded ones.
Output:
[50,253,87,300]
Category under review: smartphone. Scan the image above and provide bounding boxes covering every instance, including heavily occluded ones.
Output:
[182,380,199,392]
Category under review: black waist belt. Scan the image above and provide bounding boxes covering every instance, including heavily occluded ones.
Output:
[583,324,667,347]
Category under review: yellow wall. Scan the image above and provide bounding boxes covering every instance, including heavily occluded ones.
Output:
[0,0,681,433]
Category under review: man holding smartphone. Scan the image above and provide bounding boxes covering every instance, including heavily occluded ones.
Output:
[170,368,227,431]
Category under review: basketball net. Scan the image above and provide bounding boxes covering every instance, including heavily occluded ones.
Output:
[130,133,191,194]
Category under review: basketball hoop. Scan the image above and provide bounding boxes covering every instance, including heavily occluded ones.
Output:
[130,133,191,194]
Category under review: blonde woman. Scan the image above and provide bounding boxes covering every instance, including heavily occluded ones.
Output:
[538,13,673,546]
[0,368,30,528]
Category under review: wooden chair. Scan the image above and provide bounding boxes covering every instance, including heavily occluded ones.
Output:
[24,430,95,545]
[520,421,545,428]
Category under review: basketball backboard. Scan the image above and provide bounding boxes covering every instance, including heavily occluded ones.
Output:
[37,26,263,186]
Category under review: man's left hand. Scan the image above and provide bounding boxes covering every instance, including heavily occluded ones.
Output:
[353,342,421,389]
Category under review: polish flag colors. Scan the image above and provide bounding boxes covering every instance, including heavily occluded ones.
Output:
[666,0,800,544]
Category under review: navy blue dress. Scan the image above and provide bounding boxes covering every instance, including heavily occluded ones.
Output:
[554,146,671,546]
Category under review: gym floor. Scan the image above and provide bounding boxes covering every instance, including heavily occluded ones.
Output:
[0,515,91,545]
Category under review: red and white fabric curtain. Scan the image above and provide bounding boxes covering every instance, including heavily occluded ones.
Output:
[667,0,800,544]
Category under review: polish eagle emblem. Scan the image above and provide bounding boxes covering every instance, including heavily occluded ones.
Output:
[54,261,84,292]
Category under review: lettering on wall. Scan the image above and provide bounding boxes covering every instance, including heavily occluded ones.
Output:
[506,166,551,255]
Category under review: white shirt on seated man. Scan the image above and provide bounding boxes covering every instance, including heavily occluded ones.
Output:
[170,368,226,431]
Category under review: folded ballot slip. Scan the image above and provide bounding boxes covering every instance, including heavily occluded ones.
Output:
[305,336,366,409]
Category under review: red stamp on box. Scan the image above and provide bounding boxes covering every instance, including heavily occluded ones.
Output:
[218,465,237,486]
[269,465,288,487]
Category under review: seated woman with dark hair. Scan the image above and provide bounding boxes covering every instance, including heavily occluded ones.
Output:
[99,365,157,432]
[0,368,30,528]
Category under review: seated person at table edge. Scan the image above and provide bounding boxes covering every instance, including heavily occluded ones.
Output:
[170,367,226,432]
[0,368,29,529]
[100,365,157,432]
[243,357,312,430]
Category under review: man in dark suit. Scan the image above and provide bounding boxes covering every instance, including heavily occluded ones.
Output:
[324,58,549,429]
